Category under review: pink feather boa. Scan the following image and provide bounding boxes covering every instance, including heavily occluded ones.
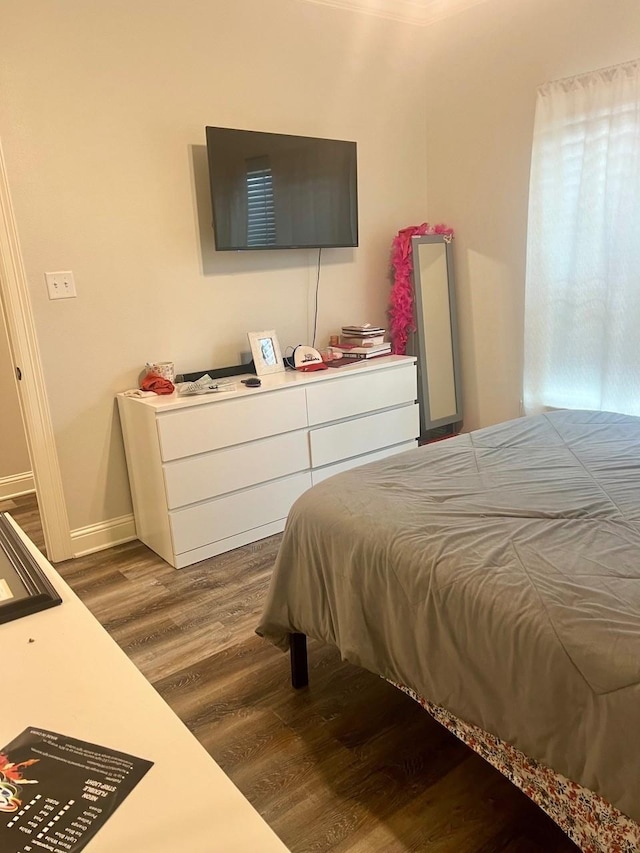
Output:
[389,223,454,355]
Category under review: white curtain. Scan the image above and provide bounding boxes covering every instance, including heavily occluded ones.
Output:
[523,59,640,415]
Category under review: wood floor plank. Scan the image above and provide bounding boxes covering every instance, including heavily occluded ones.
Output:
[10,495,580,853]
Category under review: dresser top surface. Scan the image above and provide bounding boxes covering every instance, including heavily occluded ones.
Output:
[118,355,417,412]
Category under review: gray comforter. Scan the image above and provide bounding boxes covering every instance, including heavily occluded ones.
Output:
[256,410,640,823]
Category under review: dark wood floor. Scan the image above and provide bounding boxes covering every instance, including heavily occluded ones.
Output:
[6,494,579,852]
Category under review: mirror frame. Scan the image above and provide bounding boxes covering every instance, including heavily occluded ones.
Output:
[410,234,463,437]
[0,513,62,624]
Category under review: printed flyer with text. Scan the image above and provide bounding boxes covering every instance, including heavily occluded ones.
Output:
[0,727,153,852]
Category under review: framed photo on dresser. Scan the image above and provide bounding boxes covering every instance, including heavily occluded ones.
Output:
[247,329,285,376]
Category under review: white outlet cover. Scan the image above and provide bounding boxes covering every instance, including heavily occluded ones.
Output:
[45,271,76,300]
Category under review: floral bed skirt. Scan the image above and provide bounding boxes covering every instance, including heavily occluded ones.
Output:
[391,682,640,853]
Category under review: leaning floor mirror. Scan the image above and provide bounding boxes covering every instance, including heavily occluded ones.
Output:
[409,234,463,440]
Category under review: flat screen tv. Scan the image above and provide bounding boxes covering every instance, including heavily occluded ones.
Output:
[205,127,358,251]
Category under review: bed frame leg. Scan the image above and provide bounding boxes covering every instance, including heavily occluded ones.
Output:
[290,632,308,689]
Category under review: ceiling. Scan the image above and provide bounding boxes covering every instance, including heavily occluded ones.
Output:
[295,0,493,26]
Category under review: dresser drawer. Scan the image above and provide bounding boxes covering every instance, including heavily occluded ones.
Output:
[311,440,416,485]
[157,388,307,461]
[309,403,419,468]
[306,364,416,426]
[169,471,312,554]
[163,430,310,509]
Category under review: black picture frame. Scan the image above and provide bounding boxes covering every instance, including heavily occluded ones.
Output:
[0,513,62,624]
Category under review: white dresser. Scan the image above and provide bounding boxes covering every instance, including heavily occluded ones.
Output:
[117,355,418,568]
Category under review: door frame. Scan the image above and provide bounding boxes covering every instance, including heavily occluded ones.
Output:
[0,139,72,562]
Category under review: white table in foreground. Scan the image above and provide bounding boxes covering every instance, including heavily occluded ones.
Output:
[1,516,290,852]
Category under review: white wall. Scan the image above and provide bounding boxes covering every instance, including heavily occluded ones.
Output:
[0,0,428,532]
[422,0,640,430]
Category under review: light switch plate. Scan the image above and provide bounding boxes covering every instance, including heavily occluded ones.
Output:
[45,271,76,300]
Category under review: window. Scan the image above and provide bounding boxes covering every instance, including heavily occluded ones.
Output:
[523,59,640,416]
[246,157,276,247]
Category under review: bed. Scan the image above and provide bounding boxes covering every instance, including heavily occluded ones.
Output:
[256,410,640,852]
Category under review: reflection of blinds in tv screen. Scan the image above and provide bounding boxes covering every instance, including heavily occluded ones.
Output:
[206,127,358,251]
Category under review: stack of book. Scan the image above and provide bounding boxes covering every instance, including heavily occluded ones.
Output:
[338,325,391,359]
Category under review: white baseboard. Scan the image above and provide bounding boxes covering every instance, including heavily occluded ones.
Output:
[0,471,35,499]
[71,513,138,558]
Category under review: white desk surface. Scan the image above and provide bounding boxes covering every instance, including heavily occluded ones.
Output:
[1,516,290,852]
